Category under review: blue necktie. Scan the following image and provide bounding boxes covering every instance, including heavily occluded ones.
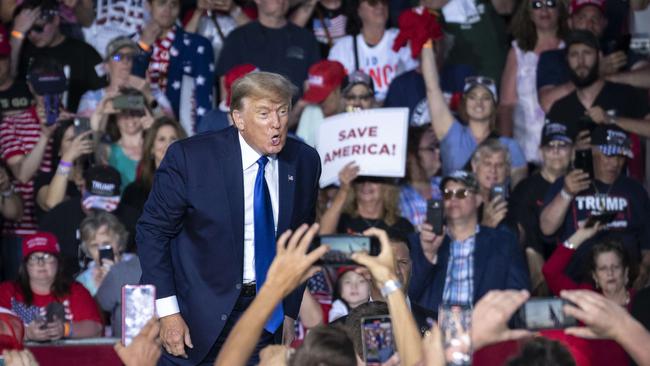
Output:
[254,156,284,332]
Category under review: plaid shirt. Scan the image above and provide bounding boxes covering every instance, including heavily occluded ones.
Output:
[399,177,442,227]
[442,226,479,306]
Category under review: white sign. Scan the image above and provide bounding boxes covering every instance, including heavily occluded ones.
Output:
[317,108,409,188]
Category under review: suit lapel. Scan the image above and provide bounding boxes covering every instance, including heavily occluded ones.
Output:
[221,128,245,260]
[473,230,489,302]
[277,151,296,236]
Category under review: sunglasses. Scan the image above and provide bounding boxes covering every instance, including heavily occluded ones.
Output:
[111,53,136,63]
[532,0,557,9]
[29,23,47,34]
[443,188,474,200]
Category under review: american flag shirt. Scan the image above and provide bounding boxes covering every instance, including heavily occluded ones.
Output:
[441,226,479,306]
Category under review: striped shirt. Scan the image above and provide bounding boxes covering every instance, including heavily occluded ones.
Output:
[0,106,52,236]
[442,226,479,306]
[399,176,442,228]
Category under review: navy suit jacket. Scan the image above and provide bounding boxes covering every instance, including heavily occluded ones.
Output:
[408,226,530,311]
[136,126,321,364]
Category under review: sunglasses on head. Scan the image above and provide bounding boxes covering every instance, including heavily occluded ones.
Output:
[464,76,496,89]
[443,188,474,200]
[532,0,557,9]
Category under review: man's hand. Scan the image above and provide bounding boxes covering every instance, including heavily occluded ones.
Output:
[265,223,328,297]
[12,8,40,34]
[481,196,508,228]
[599,51,627,76]
[258,345,289,366]
[159,313,193,358]
[422,323,444,366]
[419,223,444,264]
[115,318,162,366]
[338,162,360,191]
[352,228,397,285]
[561,289,631,340]
[585,106,608,125]
[2,349,39,366]
[471,290,533,350]
[563,169,591,196]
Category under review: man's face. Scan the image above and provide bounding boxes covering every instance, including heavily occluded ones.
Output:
[391,241,412,290]
[540,140,573,174]
[473,151,507,192]
[233,96,290,155]
[27,15,59,48]
[570,5,607,37]
[343,84,374,110]
[567,43,599,88]
[442,181,480,222]
[149,0,180,29]
[592,148,625,183]
[255,0,289,18]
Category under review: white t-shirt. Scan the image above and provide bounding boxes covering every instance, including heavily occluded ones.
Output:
[328,29,418,102]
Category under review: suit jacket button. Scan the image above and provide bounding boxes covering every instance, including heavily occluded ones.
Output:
[221,314,228,321]
[236,284,242,290]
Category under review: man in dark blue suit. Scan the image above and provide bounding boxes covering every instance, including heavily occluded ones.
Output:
[136,72,321,365]
[408,170,529,311]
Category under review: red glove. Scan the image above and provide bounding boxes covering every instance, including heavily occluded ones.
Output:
[392,7,443,59]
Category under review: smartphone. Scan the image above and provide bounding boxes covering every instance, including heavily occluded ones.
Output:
[573,149,594,179]
[512,298,577,330]
[98,245,115,263]
[40,302,66,329]
[427,199,444,236]
[438,305,472,365]
[113,94,145,111]
[630,34,650,55]
[361,315,395,365]
[44,94,60,126]
[122,284,156,346]
[309,235,380,266]
[489,184,508,202]
[585,211,617,228]
[73,117,91,136]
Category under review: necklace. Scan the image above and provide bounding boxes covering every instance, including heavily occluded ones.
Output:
[592,180,616,212]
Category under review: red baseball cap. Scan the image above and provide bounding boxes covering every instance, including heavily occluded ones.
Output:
[22,232,60,259]
[0,24,10,57]
[570,0,606,15]
[225,64,258,107]
[302,60,346,104]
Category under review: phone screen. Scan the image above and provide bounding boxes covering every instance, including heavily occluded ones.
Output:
[513,298,577,330]
[122,285,156,346]
[314,235,377,266]
[489,184,508,202]
[362,316,395,365]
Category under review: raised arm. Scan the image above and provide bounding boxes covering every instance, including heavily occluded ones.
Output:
[497,48,518,137]
[319,162,359,234]
[421,41,454,141]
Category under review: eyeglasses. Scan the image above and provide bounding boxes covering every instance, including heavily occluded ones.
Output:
[111,53,136,63]
[443,188,474,200]
[27,253,57,266]
[532,0,557,9]
[544,141,571,151]
[344,93,373,102]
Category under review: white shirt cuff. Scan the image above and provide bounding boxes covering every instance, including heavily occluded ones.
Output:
[156,296,180,318]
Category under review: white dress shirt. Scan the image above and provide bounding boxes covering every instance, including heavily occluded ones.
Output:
[156,132,280,317]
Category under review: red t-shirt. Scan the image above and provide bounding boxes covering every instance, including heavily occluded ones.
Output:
[0,281,101,325]
[0,106,52,235]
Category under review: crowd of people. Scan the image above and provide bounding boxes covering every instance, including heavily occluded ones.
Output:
[0,0,649,365]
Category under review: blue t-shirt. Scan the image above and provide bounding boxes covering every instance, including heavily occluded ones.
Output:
[439,120,526,175]
[543,175,650,281]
